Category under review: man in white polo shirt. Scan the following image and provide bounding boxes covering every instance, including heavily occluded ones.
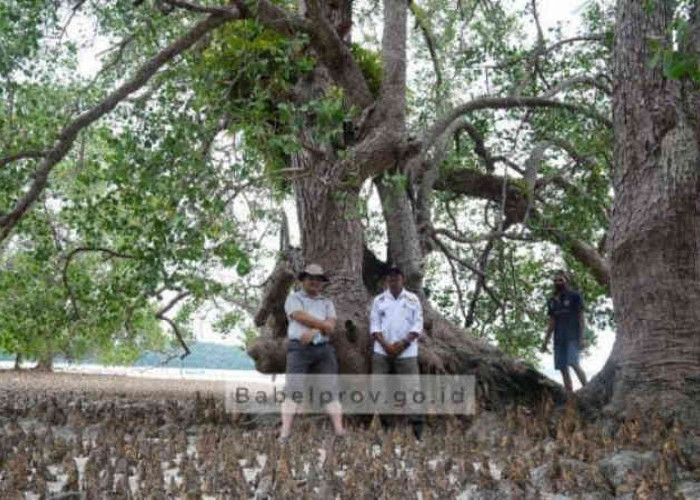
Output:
[370,266,424,439]
[279,264,346,444]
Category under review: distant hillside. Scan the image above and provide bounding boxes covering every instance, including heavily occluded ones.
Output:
[133,342,255,370]
[0,342,255,370]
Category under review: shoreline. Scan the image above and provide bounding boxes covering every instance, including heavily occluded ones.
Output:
[0,367,281,400]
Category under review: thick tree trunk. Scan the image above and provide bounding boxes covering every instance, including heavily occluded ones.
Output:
[33,354,53,372]
[375,176,424,290]
[292,160,374,374]
[604,0,700,420]
[247,0,373,376]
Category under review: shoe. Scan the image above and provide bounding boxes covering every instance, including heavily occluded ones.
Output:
[412,424,423,441]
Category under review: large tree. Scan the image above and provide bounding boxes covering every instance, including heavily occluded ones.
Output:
[242,0,613,407]
[579,0,700,420]
[0,0,625,407]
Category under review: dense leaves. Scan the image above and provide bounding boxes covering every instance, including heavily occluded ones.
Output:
[0,0,617,368]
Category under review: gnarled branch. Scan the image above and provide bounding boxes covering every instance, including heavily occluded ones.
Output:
[254,266,296,328]
[155,291,192,358]
[423,97,612,158]
[434,168,611,290]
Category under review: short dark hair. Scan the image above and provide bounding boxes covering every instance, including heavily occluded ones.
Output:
[384,265,403,277]
[553,269,568,281]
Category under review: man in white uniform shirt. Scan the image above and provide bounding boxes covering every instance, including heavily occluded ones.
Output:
[369,266,424,439]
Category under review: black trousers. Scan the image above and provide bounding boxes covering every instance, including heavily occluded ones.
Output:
[371,354,424,435]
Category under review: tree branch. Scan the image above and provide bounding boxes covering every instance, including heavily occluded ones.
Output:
[252,0,373,109]
[432,232,504,310]
[429,115,611,287]
[253,246,302,333]
[375,174,424,290]
[58,0,87,44]
[493,35,606,70]
[531,0,545,48]
[433,226,534,244]
[409,0,443,88]
[542,74,612,98]
[163,0,239,15]
[465,238,497,328]
[423,96,612,158]
[412,118,477,257]
[375,0,408,130]
[279,210,291,252]
[0,12,239,243]
[157,290,191,317]
[434,168,611,289]
[430,233,485,278]
[62,247,137,318]
[155,291,192,358]
[85,34,137,91]
[454,120,498,172]
[254,266,296,327]
[444,245,470,326]
[0,150,49,168]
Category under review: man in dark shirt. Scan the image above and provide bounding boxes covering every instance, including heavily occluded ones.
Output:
[540,270,587,392]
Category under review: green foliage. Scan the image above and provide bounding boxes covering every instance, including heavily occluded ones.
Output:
[0,2,279,364]
[0,0,619,371]
[0,0,57,77]
[0,210,167,364]
[647,0,700,84]
[350,43,382,97]
[194,20,355,193]
[417,0,615,365]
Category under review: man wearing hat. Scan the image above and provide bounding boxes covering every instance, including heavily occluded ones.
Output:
[369,265,424,439]
[279,263,346,443]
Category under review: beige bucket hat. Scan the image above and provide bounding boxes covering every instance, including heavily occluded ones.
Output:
[298,263,329,282]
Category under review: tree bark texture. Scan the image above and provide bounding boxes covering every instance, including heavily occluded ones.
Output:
[33,354,54,372]
[375,176,424,290]
[607,0,700,419]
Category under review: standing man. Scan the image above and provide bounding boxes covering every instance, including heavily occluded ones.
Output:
[370,266,424,439]
[541,270,588,392]
[280,264,346,443]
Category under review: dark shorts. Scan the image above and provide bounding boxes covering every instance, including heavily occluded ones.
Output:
[285,340,338,401]
[554,336,580,370]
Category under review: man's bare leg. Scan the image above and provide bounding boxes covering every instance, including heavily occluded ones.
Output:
[560,368,573,392]
[571,362,587,387]
[325,400,346,436]
[280,400,298,439]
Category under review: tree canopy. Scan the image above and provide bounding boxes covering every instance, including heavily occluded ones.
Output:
[0,0,616,368]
